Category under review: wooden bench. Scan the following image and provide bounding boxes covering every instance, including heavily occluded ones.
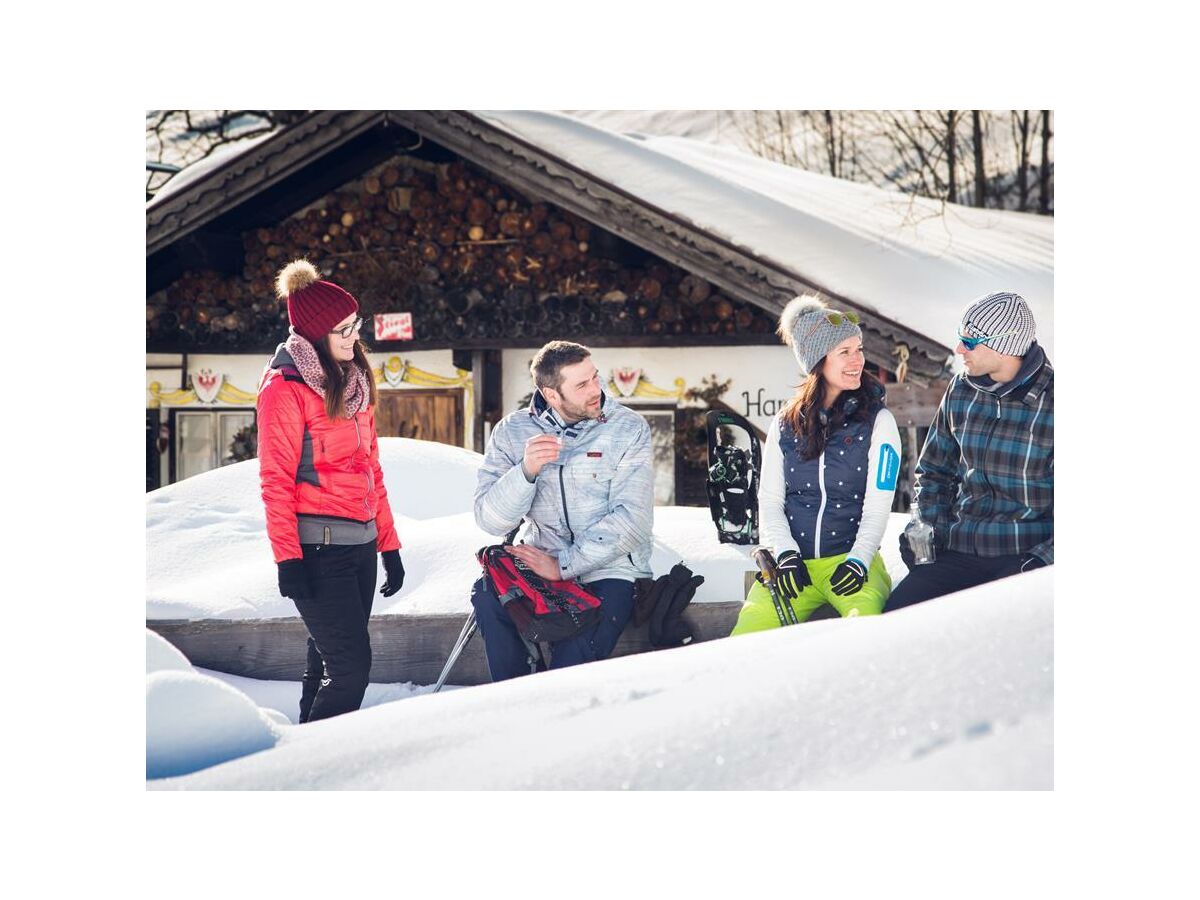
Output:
[148,601,751,686]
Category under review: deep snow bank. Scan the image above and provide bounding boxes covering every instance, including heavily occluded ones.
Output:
[150,568,1053,790]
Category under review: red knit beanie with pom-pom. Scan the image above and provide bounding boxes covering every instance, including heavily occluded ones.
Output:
[275,259,359,342]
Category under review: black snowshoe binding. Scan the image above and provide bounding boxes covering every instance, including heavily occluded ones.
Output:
[705,409,762,545]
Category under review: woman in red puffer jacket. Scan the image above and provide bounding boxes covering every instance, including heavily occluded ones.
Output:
[257,259,404,723]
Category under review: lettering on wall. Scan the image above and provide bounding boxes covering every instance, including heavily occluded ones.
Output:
[742,387,790,419]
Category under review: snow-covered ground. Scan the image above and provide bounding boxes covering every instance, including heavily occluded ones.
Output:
[146,437,913,620]
[146,438,1051,787]
[149,567,1052,789]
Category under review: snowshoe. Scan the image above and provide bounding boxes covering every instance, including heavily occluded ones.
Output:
[705,409,762,545]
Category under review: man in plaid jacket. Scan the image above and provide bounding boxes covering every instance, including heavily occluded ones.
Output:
[887,291,1053,610]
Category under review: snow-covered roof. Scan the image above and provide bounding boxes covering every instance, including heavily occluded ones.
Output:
[146,110,1054,360]
[147,131,274,209]
[476,111,1054,358]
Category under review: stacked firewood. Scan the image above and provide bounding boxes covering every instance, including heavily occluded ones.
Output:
[147,159,778,350]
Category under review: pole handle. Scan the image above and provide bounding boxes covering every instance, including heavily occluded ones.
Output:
[752,546,778,584]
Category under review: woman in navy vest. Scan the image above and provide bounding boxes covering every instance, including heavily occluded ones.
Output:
[731,296,902,634]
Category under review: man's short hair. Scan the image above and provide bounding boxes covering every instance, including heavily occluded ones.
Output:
[531,341,592,392]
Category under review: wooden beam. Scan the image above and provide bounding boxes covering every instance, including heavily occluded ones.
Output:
[471,349,486,453]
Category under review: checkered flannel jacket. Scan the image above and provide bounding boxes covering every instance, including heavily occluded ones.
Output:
[915,354,1054,564]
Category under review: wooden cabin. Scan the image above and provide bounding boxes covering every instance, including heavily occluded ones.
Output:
[147,110,955,505]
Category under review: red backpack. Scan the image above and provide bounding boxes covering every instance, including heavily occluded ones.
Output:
[477,545,604,643]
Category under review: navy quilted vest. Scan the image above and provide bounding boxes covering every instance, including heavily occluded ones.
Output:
[779,411,879,559]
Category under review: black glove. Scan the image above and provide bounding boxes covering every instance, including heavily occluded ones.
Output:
[649,563,705,648]
[898,533,915,570]
[773,550,811,601]
[380,549,405,597]
[277,559,311,601]
[830,557,868,596]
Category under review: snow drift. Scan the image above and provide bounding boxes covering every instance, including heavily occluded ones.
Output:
[150,567,1053,789]
[146,629,284,778]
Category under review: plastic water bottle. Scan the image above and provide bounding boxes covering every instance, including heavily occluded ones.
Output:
[904,502,936,565]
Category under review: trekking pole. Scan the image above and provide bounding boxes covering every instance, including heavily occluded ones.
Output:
[752,547,800,627]
[435,522,524,693]
[433,609,478,693]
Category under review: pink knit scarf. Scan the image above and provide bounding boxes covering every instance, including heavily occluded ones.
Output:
[284,332,372,416]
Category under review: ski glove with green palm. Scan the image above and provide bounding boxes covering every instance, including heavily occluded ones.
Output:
[774,550,811,601]
[829,558,868,596]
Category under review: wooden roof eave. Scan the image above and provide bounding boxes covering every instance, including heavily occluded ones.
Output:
[145,110,386,257]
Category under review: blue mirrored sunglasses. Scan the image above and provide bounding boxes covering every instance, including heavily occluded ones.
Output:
[958,328,1019,350]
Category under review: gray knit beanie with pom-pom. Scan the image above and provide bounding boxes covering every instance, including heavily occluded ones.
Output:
[778,295,863,376]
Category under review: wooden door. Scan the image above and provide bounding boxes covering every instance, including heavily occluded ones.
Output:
[375,388,464,446]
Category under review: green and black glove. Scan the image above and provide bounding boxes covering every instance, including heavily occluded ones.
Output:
[830,558,868,596]
[774,550,811,601]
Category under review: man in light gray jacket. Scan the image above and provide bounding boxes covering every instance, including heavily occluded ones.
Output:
[472,340,654,681]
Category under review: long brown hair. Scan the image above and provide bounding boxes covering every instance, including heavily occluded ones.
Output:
[780,369,884,460]
[312,336,378,419]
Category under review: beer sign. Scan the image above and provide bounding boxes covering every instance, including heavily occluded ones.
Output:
[374,313,413,341]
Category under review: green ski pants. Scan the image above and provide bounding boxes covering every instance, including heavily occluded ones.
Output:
[730,551,892,635]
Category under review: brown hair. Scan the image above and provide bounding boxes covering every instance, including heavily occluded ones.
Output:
[780,369,884,460]
[530,340,592,392]
[313,335,378,419]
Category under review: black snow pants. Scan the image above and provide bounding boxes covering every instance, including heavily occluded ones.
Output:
[293,539,377,723]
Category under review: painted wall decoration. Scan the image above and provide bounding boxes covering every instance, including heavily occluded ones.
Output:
[147,353,471,414]
[148,376,257,409]
[192,368,223,404]
[374,355,471,391]
[611,367,641,397]
[606,368,687,402]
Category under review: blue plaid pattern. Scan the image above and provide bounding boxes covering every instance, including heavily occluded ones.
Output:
[915,359,1054,563]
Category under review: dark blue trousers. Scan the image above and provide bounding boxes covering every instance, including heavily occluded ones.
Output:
[885,549,1022,611]
[469,576,635,682]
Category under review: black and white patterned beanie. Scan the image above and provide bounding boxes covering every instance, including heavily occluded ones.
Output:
[959,291,1037,357]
